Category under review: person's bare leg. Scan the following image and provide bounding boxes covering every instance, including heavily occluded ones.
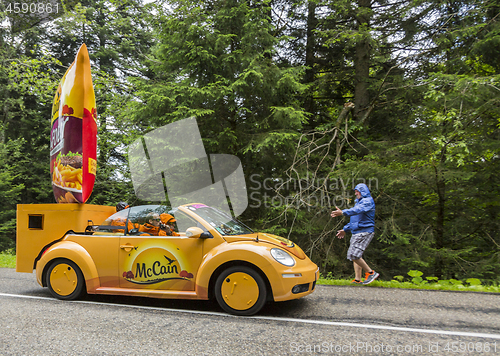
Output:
[354,261,363,281]
[353,258,372,277]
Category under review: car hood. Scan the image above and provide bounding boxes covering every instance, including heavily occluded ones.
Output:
[224,233,306,260]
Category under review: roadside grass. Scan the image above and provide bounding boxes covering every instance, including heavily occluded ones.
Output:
[317,270,500,293]
[1,253,498,293]
[0,250,16,269]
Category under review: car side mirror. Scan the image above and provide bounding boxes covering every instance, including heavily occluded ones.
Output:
[186,227,212,239]
[200,231,213,239]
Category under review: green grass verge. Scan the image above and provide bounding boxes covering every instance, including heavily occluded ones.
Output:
[317,276,500,293]
[1,253,498,293]
[0,252,16,269]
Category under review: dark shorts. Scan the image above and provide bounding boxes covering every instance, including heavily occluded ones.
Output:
[347,232,374,261]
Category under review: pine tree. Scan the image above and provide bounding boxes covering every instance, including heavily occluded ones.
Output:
[128,0,308,194]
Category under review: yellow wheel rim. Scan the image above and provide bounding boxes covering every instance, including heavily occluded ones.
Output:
[49,263,78,296]
[220,272,259,311]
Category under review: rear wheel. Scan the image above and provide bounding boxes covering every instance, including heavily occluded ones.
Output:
[215,266,267,316]
[46,259,86,300]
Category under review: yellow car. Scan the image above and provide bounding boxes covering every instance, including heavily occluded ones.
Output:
[17,203,318,315]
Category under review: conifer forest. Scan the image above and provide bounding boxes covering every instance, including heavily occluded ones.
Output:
[1,0,499,282]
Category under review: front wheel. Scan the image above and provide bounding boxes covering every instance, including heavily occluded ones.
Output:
[215,266,267,316]
[46,259,86,300]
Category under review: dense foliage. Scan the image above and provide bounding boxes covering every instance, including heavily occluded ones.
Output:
[0,0,498,282]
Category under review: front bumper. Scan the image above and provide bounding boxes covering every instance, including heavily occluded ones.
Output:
[269,258,319,302]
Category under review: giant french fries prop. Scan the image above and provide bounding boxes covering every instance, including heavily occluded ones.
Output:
[50,44,97,203]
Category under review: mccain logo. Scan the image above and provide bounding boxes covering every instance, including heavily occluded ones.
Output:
[123,250,193,285]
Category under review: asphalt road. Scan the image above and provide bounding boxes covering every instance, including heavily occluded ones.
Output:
[1,267,499,355]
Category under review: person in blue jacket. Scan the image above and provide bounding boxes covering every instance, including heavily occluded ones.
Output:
[331,183,379,285]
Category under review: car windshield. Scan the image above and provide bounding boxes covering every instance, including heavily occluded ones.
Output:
[96,205,201,235]
[186,205,253,236]
[96,209,129,233]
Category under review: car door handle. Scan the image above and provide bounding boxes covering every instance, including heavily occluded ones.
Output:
[120,244,135,252]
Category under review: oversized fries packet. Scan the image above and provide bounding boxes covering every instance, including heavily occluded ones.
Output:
[50,44,97,204]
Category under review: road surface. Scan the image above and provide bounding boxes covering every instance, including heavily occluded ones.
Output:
[1,268,499,355]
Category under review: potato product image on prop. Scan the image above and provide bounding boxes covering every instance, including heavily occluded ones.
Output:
[50,44,97,204]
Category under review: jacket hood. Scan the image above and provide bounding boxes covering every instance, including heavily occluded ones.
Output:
[355,183,371,198]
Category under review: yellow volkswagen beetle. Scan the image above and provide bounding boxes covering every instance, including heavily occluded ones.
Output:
[19,203,318,315]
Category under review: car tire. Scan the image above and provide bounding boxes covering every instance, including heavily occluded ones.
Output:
[215,266,267,316]
[46,259,86,300]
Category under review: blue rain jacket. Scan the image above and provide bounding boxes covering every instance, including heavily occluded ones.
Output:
[342,183,375,234]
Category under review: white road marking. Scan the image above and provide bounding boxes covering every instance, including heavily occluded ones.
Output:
[1,292,499,340]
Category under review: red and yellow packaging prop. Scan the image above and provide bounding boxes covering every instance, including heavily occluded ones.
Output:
[50,44,97,204]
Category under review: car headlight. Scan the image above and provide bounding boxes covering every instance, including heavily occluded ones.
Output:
[270,248,295,267]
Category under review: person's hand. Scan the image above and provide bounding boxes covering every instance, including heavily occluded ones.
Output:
[336,230,345,239]
[331,206,343,217]
[160,223,171,232]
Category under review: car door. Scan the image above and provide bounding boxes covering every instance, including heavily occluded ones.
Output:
[118,206,203,291]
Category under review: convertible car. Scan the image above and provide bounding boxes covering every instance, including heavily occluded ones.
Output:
[18,203,319,315]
